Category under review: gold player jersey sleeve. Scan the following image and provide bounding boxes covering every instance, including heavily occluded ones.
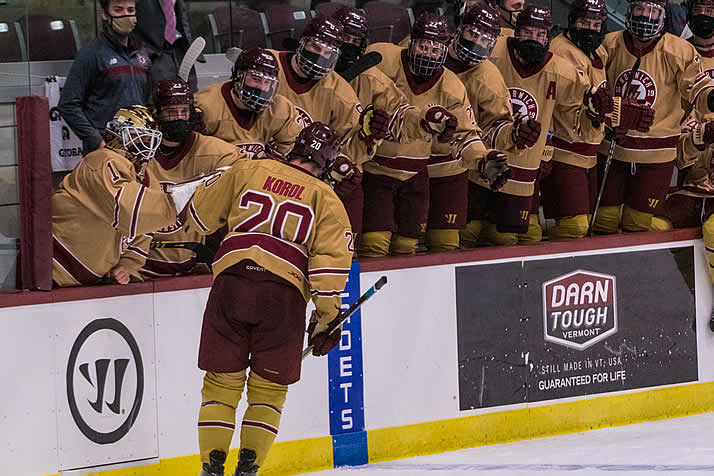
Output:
[460,60,517,155]
[351,67,430,145]
[328,76,370,166]
[117,233,151,276]
[182,160,353,322]
[194,82,225,137]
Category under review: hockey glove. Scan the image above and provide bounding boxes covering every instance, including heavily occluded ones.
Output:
[583,85,614,122]
[359,105,390,145]
[166,173,221,214]
[607,97,655,134]
[538,159,553,180]
[329,157,363,199]
[421,106,458,143]
[690,120,714,149]
[478,151,512,191]
[307,312,342,356]
[512,115,541,149]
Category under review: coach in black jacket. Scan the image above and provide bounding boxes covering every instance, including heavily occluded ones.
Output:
[133,0,205,91]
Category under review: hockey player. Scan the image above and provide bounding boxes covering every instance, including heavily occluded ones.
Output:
[267,14,392,233]
[485,4,637,245]
[495,0,524,33]
[180,123,352,476]
[443,4,537,247]
[52,106,179,286]
[594,0,714,234]
[194,47,304,160]
[361,12,511,255]
[141,79,246,277]
[544,0,652,240]
[652,0,714,285]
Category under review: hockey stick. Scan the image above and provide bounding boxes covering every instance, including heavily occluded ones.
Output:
[587,56,642,236]
[302,275,388,360]
[178,37,206,83]
[225,46,243,65]
[150,240,215,265]
[338,51,383,83]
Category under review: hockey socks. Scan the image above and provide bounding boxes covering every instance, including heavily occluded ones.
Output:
[198,371,246,464]
[239,372,288,467]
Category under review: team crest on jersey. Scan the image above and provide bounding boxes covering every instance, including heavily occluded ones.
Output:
[614,69,657,106]
[295,107,313,127]
[238,142,265,159]
[509,88,539,120]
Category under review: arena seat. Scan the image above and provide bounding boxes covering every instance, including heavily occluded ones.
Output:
[314,2,347,18]
[0,22,25,62]
[208,6,268,53]
[17,14,80,61]
[264,4,311,50]
[363,1,413,44]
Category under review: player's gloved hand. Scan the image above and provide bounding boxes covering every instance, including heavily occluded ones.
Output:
[690,120,714,149]
[329,157,363,199]
[359,105,390,145]
[538,159,553,179]
[607,97,655,134]
[166,173,220,214]
[478,151,512,191]
[584,85,614,122]
[421,106,458,143]
[512,115,541,149]
[307,311,342,356]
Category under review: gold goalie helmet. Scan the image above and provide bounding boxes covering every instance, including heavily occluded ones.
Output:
[104,105,162,162]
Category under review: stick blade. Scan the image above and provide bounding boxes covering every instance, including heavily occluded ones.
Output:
[225,47,243,65]
[178,37,206,82]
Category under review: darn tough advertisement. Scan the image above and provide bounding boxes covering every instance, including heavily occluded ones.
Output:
[456,246,698,410]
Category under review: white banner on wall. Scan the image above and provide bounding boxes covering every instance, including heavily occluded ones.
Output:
[54,296,159,471]
[45,76,84,171]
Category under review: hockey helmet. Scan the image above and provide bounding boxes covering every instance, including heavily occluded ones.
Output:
[288,122,341,175]
[515,4,554,37]
[626,0,666,40]
[231,48,280,113]
[454,4,501,65]
[104,105,162,162]
[568,0,608,54]
[296,15,344,79]
[333,7,369,71]
[408,12,450,78]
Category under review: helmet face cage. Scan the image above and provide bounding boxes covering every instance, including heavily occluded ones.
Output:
[626,1,666,40]
[234,69,278,112]
[454,24,498,65]
[408,38,448,78]
[296,37,341,79]
[105,106,162,162]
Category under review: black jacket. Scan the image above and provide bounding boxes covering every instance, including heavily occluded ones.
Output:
[58,33,151,151]
[133,0,193,54]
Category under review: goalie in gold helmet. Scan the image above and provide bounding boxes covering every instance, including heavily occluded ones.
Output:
[52,106,179,287]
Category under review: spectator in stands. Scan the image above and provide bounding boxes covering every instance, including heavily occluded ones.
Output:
[133,0,205,91]
[58,0,151,154]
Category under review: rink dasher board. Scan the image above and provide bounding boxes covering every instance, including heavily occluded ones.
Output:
[1,237,712,476]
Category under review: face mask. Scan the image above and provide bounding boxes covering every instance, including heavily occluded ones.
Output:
[517,39,547,64]
[159,119,192,143]
[628,15,662,40]
[570,27,604,55]
[690,14,714,39]
[108,14,137,36]
[336,44,362,72]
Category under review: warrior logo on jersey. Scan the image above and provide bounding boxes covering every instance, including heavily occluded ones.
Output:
[295,107,313,128]
[237,142,266,159]
[508,88,539,120]
[614,69,657,106]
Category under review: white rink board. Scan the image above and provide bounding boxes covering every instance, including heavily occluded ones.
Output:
[0,238,710,476]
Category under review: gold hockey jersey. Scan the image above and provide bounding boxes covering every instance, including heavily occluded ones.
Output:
[600,31,714,164]
[550,33,608,169]
[183,159,353,321]
[365,42,488,181]
[195,81,304,160]
[484,37,594,197]
[268,50,369,166]
[52,148,177,287]
[142,132,247,276]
